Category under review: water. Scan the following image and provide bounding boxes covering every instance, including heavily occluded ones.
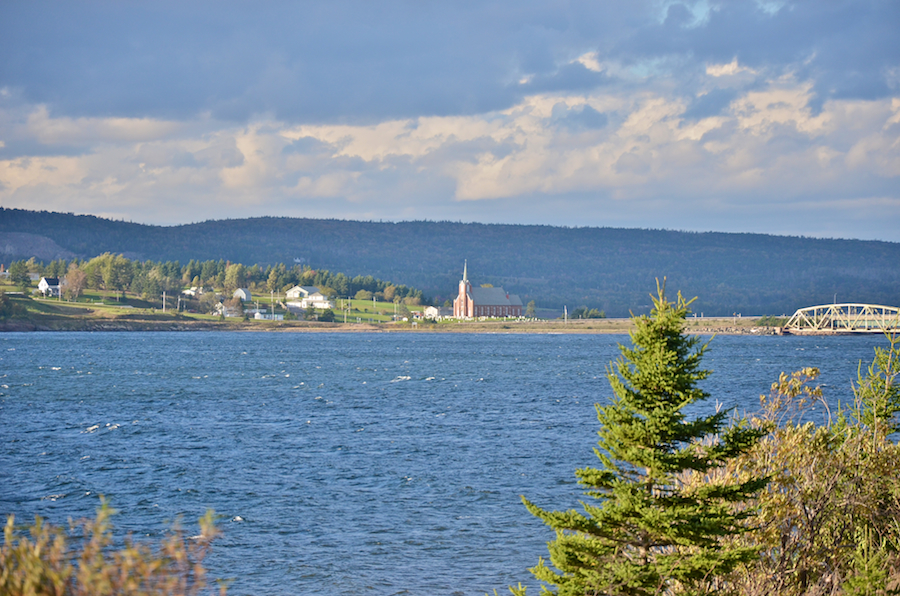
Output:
[0,331,891,595]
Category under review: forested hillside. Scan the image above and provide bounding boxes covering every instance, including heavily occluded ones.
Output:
[2,208,898,316]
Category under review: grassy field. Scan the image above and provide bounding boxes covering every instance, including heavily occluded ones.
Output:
[332,297,424,323]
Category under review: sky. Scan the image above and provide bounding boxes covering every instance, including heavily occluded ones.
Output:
[1,1,899,241]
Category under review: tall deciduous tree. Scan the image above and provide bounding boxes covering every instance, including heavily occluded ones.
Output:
[266,268,281,293]
[64,263,87,301]
[224,263,246,293]
[516,282,766,596]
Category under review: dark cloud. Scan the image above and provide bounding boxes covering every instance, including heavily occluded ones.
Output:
[0,139,90,159]
[616,1,900,106]
[519,62,612,93]
[170,152,200,168]
[3,1,893,124]
[682,88,740,120]
[551,103,608,130]
[193,141,244,168]
[0,1,624,123]
[282,137,328,155]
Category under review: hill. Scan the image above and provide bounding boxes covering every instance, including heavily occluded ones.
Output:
[2,208,898,317]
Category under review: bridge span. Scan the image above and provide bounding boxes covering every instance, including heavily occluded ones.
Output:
[783,303,900,335]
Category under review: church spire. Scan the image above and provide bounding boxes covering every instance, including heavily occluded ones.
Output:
[463,259,468,283]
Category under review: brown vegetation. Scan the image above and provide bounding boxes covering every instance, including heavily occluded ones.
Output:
[1,499,224,596]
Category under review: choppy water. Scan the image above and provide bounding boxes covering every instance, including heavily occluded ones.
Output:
[0,331,890,595]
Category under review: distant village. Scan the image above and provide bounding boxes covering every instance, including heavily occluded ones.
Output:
[4,260,531,323]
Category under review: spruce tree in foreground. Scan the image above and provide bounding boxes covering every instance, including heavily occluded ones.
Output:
[514,283,767,596]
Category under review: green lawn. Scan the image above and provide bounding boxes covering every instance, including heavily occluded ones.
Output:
[332,297,424,323]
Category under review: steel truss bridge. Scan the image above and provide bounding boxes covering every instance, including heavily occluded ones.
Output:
[783,303,900,335]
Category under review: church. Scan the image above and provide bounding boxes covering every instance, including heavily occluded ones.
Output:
[453,261,523,318]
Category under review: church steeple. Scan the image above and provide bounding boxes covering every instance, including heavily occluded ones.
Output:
[463,259,468,283]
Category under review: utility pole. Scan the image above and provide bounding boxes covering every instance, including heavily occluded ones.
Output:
[162,290,166,313]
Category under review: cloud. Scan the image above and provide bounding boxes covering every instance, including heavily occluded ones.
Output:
[706,59,755,78]
[0,1,897,240]
[3,70,896,235]
[25,106,182,145]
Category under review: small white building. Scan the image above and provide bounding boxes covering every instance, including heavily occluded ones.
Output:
[233,288,252,302]
[38,277,61,297]
[254,312,284,321]
[214,302,243,318]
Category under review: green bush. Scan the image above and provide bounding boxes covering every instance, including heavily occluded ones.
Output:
[0,292,27,320]
[754,315,788,327]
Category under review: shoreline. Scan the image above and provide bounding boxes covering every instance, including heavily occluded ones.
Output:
[0,315,779,335]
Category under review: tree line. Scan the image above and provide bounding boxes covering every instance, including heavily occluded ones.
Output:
[5,208,900,317]
[3,254,426,306]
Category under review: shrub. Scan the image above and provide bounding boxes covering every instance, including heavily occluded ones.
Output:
[0,292,27,320]
[720,334,900,596]
[0,498,225,596]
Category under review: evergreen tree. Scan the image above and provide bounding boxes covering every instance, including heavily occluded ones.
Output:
[516,282,766,596]
[8,261,30,290]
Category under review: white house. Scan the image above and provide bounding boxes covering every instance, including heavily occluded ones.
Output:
[233,288,252,301]
[423,306,453,319]
[38,277,61,297]
[285,286,333,309]
[286,285,318,299]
